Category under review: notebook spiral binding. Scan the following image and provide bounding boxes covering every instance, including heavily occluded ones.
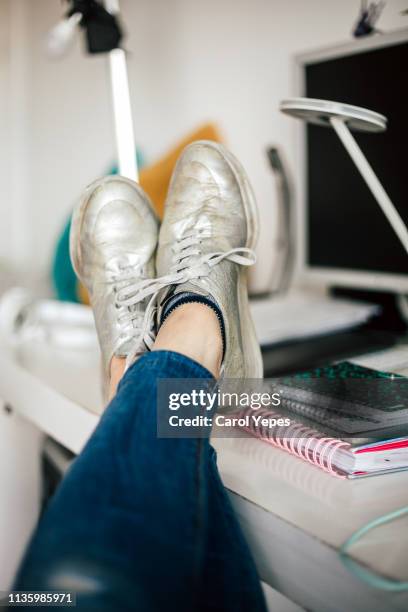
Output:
[239,406,351,478]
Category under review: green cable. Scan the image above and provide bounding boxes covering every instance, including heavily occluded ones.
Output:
[339,505,408,591]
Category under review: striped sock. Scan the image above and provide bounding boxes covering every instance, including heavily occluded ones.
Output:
[160,291,226,359]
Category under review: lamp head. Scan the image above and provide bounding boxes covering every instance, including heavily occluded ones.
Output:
[280,97,387,133]
[45,13,82,58]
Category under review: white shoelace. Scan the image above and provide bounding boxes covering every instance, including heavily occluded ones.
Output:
[112,230,257,369]
[111,263,157,357]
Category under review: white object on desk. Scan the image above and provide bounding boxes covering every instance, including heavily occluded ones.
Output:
[250,290,378,346]
[0,288,103,415]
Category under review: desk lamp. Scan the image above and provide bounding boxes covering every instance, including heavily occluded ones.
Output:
[46,0,138,181]
[280,98,408,257]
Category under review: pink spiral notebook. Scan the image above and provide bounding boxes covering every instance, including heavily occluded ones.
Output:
[239,407,408,478]
[237,362,408,479]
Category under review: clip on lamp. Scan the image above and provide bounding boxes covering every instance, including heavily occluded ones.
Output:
[280,98,408,257]
[103,0,138,182]
[47,0,138,182]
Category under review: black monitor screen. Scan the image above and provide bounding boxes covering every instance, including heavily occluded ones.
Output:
[305,40,408,277]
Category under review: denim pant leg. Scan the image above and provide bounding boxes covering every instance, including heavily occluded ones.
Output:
[14,350,266,612]
[200,448,267,612]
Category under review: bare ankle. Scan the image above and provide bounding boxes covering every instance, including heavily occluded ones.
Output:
[109,356,126,400]
[153,303,223,377]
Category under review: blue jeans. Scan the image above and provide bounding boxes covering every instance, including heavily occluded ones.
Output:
[14,351,266,611]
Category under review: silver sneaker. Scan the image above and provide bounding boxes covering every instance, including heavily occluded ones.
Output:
[70,175,159,392]
[156,141,263,378]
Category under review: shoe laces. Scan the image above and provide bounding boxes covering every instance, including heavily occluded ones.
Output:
[111,230,256,370]
[168,227,257,279]
[110,261,158,360]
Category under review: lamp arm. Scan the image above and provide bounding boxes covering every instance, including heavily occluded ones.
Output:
[330,116,408,256]
[104,0,138,181]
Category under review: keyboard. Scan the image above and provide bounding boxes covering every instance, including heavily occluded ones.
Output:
[250,290,379,347]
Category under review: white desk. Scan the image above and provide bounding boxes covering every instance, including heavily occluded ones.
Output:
[1,340,408,609]
[212,431,408,611]
[212,345,408,611]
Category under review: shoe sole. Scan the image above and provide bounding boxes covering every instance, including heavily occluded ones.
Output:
[191,141,263,379]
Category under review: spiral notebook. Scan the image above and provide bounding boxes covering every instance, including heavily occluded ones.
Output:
[239,362,408,479]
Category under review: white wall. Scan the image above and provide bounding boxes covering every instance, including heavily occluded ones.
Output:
[0,0,11,263]
[2,0,407,291]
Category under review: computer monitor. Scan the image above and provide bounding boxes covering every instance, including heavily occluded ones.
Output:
[296,29,408,293]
